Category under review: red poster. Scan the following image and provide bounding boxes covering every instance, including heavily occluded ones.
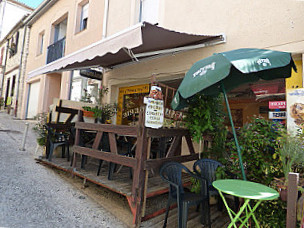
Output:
[269,101,286,109]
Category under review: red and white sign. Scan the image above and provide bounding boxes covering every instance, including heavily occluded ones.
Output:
[269,101,286,109]
[251,84,279,95]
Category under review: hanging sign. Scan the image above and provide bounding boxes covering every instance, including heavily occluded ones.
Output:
[80,69,103,80]
[269,111,286,119]
[144,86,164,129]
[269,101,286,109]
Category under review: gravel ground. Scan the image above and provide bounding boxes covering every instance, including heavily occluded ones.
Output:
[0,111,128,228]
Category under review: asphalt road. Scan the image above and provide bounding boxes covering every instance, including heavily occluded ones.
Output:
[0,111,128,228]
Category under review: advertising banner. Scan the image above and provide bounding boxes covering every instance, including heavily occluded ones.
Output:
[286,88,304,134]
[269,101,286,109]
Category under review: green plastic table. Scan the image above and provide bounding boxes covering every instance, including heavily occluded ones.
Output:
[212,179,279,228]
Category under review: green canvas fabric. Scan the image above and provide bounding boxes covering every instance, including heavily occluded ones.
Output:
[171,48,296,110]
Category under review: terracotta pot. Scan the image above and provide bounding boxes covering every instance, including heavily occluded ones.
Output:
[83,110,94,117]
[279,187,288,201]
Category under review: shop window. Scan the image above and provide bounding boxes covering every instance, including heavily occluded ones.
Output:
[139,0,159,24]
[117,84,150,125]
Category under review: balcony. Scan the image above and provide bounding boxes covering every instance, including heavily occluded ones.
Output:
[46,37,66,64]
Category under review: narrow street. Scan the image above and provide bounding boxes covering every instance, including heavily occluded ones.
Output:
[0,111,128,228]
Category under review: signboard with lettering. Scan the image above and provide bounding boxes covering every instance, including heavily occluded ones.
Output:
[144,86,164,129]
[269,101,286,109]
[116,84,150,125]
[269,111,286,119]
[80,69,103,80]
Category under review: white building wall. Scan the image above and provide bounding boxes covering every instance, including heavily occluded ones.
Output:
[0,0,32,40]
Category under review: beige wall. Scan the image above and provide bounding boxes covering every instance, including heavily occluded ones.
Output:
[1,25,28,117]
[161,0,304,50]
[22,0,304,118]
[22,0,106,118]
[104,0,304,105]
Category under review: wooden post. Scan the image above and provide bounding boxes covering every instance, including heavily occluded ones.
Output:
[131,109,148,227]
[142,137,151,217]
[72,110,83,177]
[286,172,299,228]
[56,100,63,123]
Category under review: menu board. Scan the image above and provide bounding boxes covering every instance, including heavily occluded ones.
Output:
[144,86,164,129]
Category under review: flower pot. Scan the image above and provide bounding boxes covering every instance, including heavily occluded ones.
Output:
[83,110,94,117]
[279,187,288,201]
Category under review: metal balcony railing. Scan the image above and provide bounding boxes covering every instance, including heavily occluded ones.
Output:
[46,37,66,64]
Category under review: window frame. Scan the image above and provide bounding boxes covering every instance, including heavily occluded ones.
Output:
[37,31,45,56]
[76,1,89,34]
[139,0,159,24]
[80,2,89,31]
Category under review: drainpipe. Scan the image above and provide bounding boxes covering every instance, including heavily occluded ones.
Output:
[14,24,28,117]
[102,0,109,39]
[68,70,73,100]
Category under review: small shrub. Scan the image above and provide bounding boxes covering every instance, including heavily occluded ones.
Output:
[33,113,48,146]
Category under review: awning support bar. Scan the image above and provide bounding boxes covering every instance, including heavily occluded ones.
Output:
[123,48,139,62]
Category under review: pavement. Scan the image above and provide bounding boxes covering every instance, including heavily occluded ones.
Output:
[0,111,128,228]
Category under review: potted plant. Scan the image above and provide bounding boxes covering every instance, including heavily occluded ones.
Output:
[82,106,95,117]
[276,133,304,200]
[33,113,48,147]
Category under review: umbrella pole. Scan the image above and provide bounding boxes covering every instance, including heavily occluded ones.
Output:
[221,83,247,181]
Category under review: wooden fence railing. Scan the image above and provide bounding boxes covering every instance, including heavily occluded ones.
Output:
[72,110,198,227]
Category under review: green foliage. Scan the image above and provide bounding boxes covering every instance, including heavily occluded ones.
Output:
[82,104,117,123]
[277,133,304,183]
[255,200,287,228]
[225,117,284,185]
[190,166,229,194]
[184,94,227,158]
[95,86,109,105]
[190,177,201,194]
[33,113,48,146]
[80,88,92,103]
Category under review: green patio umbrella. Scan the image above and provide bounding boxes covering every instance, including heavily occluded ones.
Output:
[171,48,297,180]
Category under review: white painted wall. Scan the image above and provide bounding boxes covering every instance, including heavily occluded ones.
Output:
[0,1,32,40]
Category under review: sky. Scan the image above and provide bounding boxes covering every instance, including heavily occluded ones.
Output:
[17,0,44,9]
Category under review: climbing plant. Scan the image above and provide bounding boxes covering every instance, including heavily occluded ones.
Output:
[184,94,227,158]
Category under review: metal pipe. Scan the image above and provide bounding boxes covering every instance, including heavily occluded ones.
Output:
[19,122,29,151]
[222,83,246,181]
[15,24,28,117]
[68,70,73,100]
[102,0,109,39]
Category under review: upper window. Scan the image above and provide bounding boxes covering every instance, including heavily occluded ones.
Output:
[9,31,19,58]
[53,19,67,43]
[79,2,89,31]
[37,31,44,55]
[139,0,159,24]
